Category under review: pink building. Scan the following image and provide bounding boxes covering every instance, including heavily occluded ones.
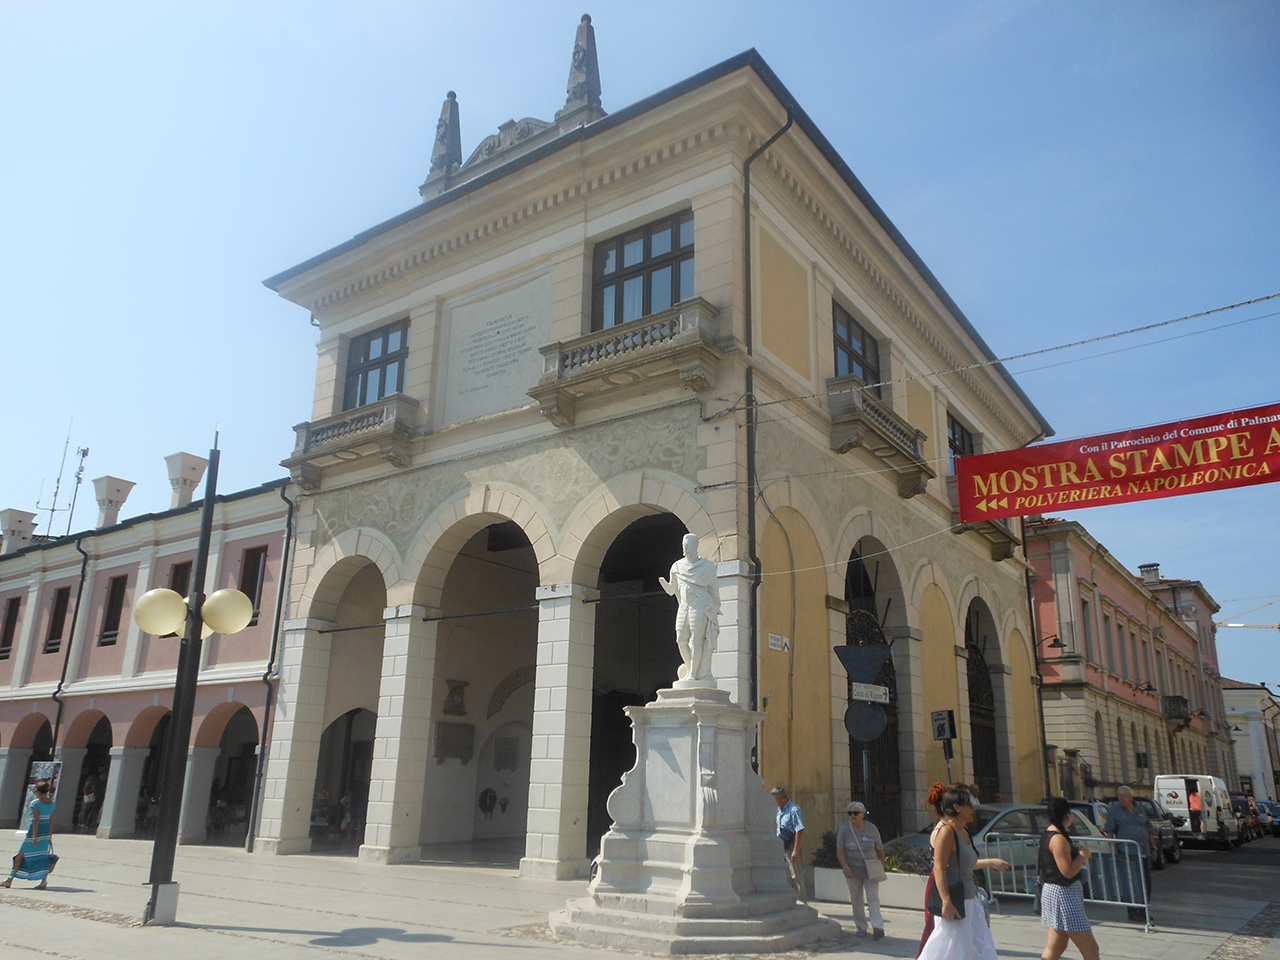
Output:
[0,454,288,844]
[1025,517,1236,799]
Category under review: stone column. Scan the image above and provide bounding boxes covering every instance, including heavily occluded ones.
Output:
[889,626,927,832]
[0,746,33,828]
[53,746,88,833]
[990,661,1017,800]
[177,746,221,844]
[711,560,753,706]
[97,746,147,838]
[255,618,332,855]
[359,605,437,865]
[954,644,974,785]
[520,582,596,880]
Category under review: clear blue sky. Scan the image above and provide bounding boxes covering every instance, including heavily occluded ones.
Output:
[2,2,1277,686]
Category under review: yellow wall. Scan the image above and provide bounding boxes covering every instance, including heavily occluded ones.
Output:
[759,506,832,830]
[758,228,811,379]
[1006,628,1044,802]
[918,584,962,786]
[905,378,937,466]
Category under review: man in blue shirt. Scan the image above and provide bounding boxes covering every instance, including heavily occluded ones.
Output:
[1103,785,1156,922]
[772,786,806,902]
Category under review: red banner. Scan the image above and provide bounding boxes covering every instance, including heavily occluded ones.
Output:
[956,402,1280,522]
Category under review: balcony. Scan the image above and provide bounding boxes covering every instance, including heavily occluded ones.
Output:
[946,476,1021,561]
[827,376,934,499]
[282,393,420,489]
[1163,694,1191,732]
[528,298,723,427]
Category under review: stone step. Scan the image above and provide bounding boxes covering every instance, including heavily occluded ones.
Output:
[550,908,841,955]
[589,889,801,919]
[563,898,834,938]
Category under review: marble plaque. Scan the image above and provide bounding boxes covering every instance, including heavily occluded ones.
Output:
[439,273,551,426]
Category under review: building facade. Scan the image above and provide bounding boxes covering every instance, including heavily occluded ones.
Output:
[1222,678,1280,800]
[1026,518,1236,798]
[254,23,1053,881]
[0,457,287,844]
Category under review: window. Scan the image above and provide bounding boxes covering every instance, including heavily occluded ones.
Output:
[1080,597,1094,662]
[947,413,975,473]
[45,587,71,654]
[1103,614,1115,673]
[343,319,408,411]
[239,546,269,626]
[161,561,193,637]
[591,211,694,330]
[0,596,20,659]
[1130,632,1141,682]
[1118,719,1129,782]
[1117,619,1130,678]
[833,301,881,394]
[99,575,128,645]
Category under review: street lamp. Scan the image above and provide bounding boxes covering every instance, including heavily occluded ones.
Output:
[131,439,254,925]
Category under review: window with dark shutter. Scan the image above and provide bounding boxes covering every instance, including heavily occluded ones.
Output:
[0,596,20,660]
[99,575,128,645]
[45,587,71,654]
[239,546,269,626]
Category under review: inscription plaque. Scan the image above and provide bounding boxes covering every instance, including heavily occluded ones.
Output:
[440,273,551,426]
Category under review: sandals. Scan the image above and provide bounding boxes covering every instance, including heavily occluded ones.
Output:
[34,881,47,890]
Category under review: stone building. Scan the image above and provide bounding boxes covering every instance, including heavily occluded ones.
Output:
[1222,678,1280,800]
[0,457,287,844]
[255,22,1053,878]
[1026,518,1236,798]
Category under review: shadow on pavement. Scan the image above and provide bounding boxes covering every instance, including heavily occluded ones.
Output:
[196,923,453,947]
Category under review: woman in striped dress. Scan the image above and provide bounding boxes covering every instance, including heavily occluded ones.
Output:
[3,780,56,890]
[1038,797,1099,960]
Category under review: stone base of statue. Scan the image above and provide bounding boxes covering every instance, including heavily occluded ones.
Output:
[549,685,839,954]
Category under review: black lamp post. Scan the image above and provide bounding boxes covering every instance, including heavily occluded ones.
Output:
[133,437,254,925]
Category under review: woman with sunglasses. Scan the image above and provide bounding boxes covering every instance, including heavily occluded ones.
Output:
[918,786,1010,960]
[4,780,57,890]
[836,801,886,939]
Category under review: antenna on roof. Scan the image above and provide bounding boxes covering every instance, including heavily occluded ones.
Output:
[35,421,75,536]
[64,446,90,536]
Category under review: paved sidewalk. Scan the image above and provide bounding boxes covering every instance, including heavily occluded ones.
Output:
[0,835,1275,959]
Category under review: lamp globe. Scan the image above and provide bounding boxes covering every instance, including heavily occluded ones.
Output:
[202,588,254,635]
[134,589,188,636]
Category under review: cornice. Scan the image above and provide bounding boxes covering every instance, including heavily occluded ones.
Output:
[753,144,1032,446]
[305,122,737,315]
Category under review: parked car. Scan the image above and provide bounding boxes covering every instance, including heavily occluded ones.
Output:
[1154,774,1241,849]
[1255,800,1280,837]
[1256,802,1276,837]
[1232,796,1264,841]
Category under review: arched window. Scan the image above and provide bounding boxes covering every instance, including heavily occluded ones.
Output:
[1118,718,1129,783]
[1095,712,1109,783]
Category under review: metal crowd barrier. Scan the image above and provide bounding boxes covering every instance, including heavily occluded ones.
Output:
[979,833,1151,932]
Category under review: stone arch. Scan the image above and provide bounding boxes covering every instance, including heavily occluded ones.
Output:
[758,477,839,597]
[907,560,959,628]
[195,701,259,748]
[559,472,718,588]
[405,484,554,609]
[11,712,53,749]
[125,706,171,748]
[297,527,401,621]
[63,709,109,749]
[833,509,916,625]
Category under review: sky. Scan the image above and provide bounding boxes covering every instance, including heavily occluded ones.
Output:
[1,1,1277,686]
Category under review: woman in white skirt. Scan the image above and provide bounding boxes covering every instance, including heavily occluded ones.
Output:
[1039,797,1100,960]
[918,786,1011,960]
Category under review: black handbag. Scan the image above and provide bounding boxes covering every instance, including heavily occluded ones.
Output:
[926,876,967,919]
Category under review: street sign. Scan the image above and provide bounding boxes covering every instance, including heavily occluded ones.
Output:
[849,682,889,704]
[931,709,956,741]
[844,702,886,742]
[834,644,892,684]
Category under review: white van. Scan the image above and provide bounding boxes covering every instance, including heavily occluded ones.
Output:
[1154,774,1241,849]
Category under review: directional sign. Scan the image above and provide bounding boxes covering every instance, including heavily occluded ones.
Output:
[833,644,892,684]
[849,682,889,704]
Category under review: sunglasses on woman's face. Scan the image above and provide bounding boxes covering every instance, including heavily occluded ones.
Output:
[848,811,864,816]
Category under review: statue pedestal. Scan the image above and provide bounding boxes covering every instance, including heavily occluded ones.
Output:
[550,686,838,954]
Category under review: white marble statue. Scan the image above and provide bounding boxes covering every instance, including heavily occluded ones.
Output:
[658,534,720,683]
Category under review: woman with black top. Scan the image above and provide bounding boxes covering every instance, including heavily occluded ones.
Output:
[1039,797,1099,960]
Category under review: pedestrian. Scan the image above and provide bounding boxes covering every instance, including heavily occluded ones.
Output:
[1038,797,1099,960]
[3,780,57,890]
[1188,786,1203,836]
[771,787,806,903]
[1102,785,1155,922]
[78,775,96,832]
[837,801,886,939]
[917,786,1010,960]
[916,781,949,957]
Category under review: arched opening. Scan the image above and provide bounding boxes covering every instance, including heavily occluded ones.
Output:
[205,706,260,846]
[964,599,1002,802]
[71,716,113,832]
[587,512,686,856]
[418,519,537,856]
[845,544,903,840]
[312,707,376,848]
[138,713,172,837]
[1095,712,1109,786]
[7,715,53,825]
